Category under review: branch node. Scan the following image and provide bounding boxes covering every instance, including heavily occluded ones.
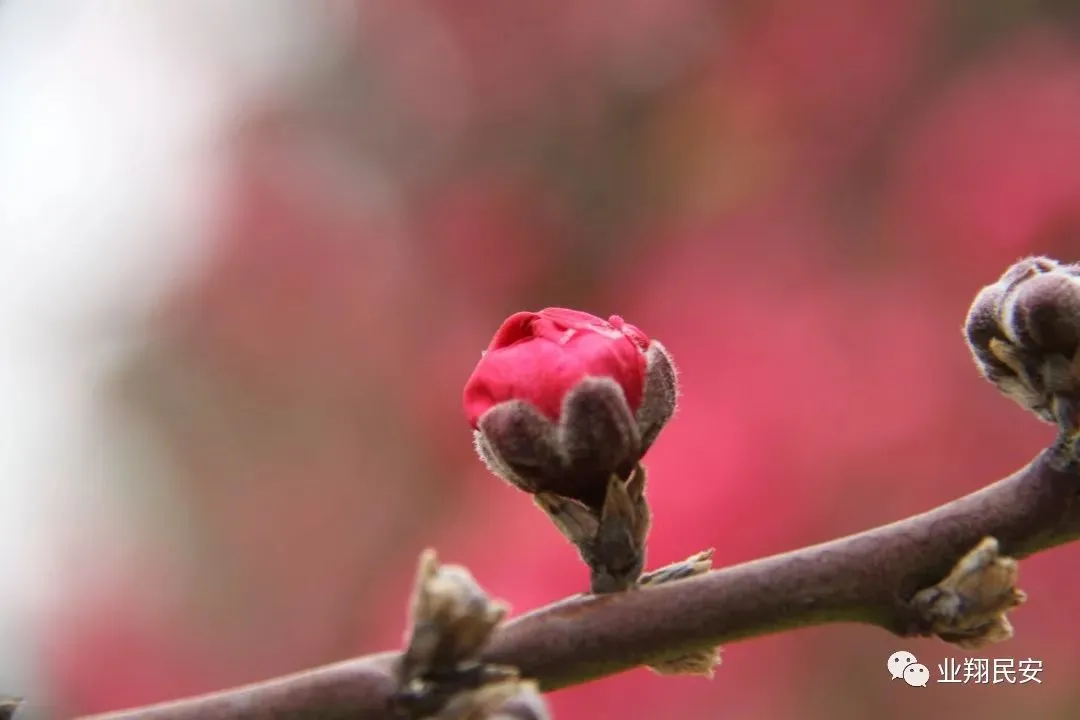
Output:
[909,537,1027,649]
[393,550,551,719]
[639,549,722,677]
[538,471,720,677]
[534,466,650,594]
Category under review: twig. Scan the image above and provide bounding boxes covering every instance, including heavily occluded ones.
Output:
[77,445,1080,720]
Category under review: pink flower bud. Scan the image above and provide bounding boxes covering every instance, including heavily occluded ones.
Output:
[463,308,677,510]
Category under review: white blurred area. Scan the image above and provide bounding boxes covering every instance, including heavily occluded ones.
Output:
[0,0,357,702]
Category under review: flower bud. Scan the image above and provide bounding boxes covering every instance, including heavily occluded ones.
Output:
[964,256,1080,426]
[464,308,678,511]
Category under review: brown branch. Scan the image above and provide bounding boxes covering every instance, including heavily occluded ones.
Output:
[77,446,1080,720]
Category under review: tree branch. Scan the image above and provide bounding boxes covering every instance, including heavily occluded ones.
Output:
[77,445,1080,720]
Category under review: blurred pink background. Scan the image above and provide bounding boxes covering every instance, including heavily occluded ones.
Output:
[7,2,1080,719]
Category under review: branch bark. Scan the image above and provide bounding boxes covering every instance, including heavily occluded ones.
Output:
[78,446,1080,720]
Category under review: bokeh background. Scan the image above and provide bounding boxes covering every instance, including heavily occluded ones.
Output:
[2,1,1080,718]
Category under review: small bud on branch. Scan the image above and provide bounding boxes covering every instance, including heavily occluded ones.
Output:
[392,550,551,720]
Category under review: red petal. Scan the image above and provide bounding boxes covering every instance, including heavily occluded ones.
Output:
[487,311,538,350]
[536,307,610,331]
